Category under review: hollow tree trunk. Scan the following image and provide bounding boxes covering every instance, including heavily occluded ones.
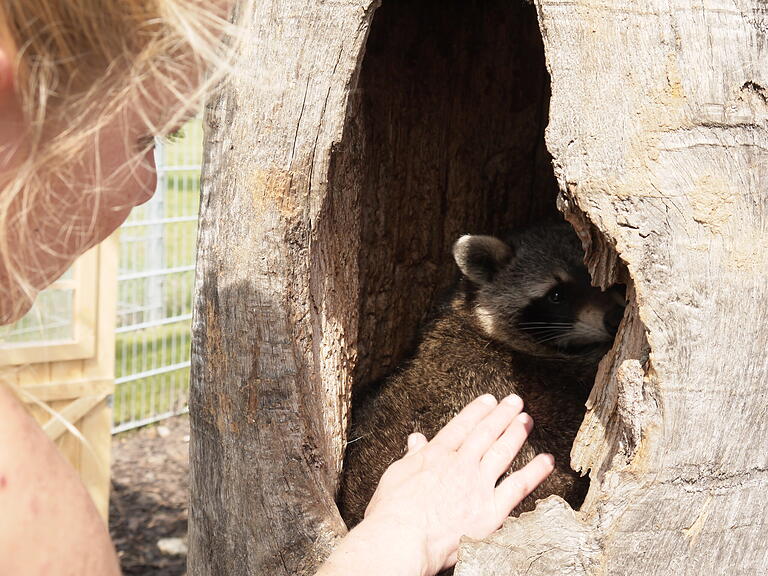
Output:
[189,0,768,574]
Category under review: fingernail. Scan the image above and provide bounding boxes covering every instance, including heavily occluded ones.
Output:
[407,433,422,450]
[479,394,497,405]
[543,453,555,466]
[517,412,532,426]
[502,393,522,406]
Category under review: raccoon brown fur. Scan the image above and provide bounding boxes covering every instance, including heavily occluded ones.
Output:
[338,222,625,527]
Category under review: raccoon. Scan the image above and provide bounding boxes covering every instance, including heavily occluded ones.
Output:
[338,222,626,527]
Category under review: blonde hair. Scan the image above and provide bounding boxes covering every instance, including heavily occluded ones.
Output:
[0,0,238,322]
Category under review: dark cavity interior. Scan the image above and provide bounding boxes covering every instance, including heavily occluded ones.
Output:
[316,0,620,516]
[326,0,560,403]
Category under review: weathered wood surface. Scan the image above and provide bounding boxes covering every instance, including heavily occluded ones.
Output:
[187,1,377,574]
[191,0,768,574]
[457,497,600,575]
[457,0,768,573]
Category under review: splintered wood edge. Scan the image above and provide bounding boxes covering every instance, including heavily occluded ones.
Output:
[455,497,599,576]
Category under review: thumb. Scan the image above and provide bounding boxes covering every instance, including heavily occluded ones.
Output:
[406,432,428,454]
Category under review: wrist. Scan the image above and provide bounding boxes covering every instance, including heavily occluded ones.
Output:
[321,514,432,576]
[353,514,434,576]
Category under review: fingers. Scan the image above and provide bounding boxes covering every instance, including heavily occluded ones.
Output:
[458,394,524,460]
[431,394,498,450]
[406,432,428,455]
[479,411,533,480]
[494,453,555,520]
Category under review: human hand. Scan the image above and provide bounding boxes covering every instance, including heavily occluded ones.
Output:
[361,393,554,575]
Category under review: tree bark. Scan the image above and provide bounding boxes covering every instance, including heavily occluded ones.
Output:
[189,0,768,574]
[187,2,378,574]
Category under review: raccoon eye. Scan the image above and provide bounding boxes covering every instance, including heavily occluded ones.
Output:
[548,289,564,304]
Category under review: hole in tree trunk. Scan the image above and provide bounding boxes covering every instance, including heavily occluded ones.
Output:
[348,0,560,392]
[324,0,622,521]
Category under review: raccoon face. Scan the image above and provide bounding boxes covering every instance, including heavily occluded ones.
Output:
[452,223,626,357]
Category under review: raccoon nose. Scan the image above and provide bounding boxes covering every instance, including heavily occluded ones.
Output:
[604,307,624,336]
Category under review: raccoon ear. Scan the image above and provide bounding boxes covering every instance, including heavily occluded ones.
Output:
[452,235,514,284]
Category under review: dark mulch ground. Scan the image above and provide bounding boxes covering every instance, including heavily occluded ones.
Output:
[109,415,191,576]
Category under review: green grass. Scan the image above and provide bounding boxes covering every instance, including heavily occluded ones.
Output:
[113,321,192,428]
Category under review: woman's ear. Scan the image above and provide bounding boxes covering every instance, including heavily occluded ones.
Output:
[452,235,513,285]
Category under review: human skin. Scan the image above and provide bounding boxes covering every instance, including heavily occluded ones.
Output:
[0,384,122,575]
[318,394,554,576]
[0,126,158,322]
[0,40,159,323]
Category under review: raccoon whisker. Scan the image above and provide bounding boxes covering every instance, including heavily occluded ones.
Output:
[345,434,370,446]
[536,336,560,348]
[518,327,572,335]
[518,322,575,326]
[532,334,572,345]
[521,328,571,335]
[522,333,571,341]
[526,328,569,336]
[518,326,572,332]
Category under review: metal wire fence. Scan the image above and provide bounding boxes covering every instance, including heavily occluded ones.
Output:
[0,270,75,345]
[112,120,202,433]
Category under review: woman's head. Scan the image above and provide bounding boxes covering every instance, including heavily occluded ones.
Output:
[0,0,236,323]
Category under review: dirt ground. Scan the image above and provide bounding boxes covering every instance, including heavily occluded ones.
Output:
[109,415,191,576]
